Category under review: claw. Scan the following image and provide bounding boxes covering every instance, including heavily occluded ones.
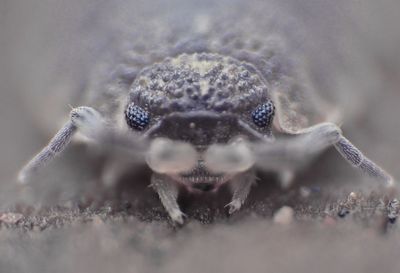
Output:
[277,170,295,189]
[170,209,186,225]
[225,199,242,214]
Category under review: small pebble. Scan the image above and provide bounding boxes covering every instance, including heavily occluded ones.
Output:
[0,213,24,224]
[92,215,104,227]
[349,192,358,201]
[323,215,337,226]
[273,206,294,225]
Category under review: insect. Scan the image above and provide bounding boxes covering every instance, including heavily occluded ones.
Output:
[18,1,395,224]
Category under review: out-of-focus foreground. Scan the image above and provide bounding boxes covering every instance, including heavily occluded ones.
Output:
[1,1,400,272]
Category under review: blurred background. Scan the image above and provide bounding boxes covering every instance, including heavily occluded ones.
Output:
[1,0,400,272]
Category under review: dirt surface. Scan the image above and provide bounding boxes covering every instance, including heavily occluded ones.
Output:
[1,1,400,272]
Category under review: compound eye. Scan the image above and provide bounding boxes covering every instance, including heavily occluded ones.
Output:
[125,102,150,130]
[252,100,275,128]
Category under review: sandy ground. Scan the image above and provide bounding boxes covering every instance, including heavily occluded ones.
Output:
[1,1,400,272]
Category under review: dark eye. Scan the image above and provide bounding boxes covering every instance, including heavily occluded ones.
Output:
[252,100,275,128]
[125,103,150,130]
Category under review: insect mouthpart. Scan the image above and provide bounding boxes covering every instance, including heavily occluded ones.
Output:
[144,112,258,192]
[174,160,229,192]
[145,137,230,192]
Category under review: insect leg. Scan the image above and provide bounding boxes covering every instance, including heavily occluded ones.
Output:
[252,122,394,187]
[290,122,393,187]
[151,173,185,224]
[226,169,256,214]
[334,134,394,187]
[18,106,105,184]
[251,123,340,173]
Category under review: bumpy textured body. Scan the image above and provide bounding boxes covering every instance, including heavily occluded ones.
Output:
[84,2,336,133]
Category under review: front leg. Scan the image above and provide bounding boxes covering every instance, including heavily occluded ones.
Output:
[150,173,185,224]
[18,106,105,184]
[299,123,394,187]
[254,123,394,188]
[334,136,393,187]
[226,170,257,214]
